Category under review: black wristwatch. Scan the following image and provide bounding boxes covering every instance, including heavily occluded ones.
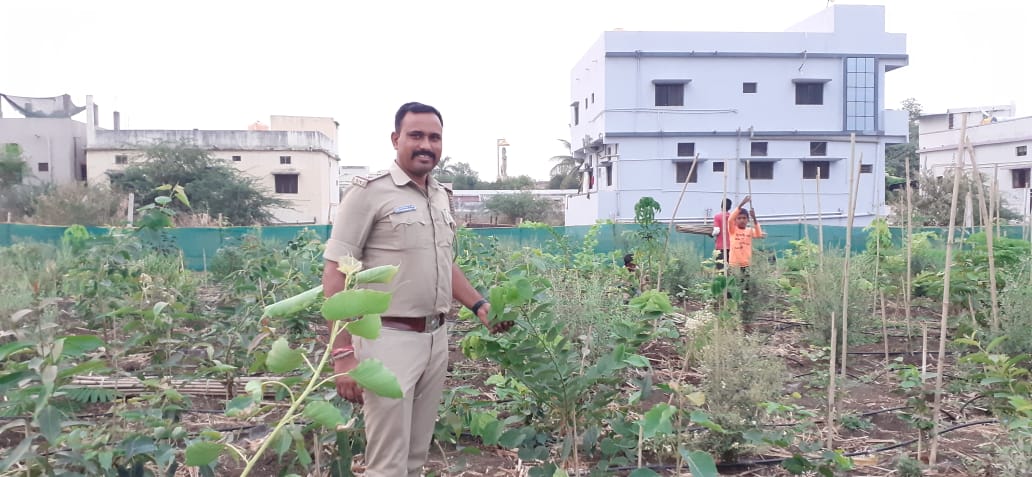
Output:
[470,299,488,316]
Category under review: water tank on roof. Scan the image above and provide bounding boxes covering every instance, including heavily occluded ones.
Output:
[248,121,269,131]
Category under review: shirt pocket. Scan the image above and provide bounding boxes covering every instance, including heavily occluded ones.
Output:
[388,212,429,249]
[435,208,456,248]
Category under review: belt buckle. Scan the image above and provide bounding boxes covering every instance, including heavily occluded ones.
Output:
[425,314,442,332]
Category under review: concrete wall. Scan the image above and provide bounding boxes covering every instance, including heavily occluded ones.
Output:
[0,118,87,185]
[88,129,337,156]
[271,115,339,152]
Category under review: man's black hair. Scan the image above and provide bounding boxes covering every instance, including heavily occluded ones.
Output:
[394,102,444,132]
[624,253,634,265]
[722,198,733,211]
[738,208,750,219]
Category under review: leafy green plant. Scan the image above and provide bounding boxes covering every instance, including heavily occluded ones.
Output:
[184,258,403,476]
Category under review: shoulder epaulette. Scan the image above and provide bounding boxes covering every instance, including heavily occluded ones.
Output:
[351,171,390,188]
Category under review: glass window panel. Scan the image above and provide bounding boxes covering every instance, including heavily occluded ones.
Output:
[866,72,876,85]
[846,117,856,130]
[865,117,876,130]
[847,88,856,101]
[847,57,857,71]
[865,57,875,70]
[846,102,856,116]
[866,102,876,116]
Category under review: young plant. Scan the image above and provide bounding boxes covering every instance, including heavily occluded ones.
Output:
[184,258,403,476]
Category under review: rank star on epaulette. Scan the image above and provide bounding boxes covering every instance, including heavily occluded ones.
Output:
[352,176,368,188]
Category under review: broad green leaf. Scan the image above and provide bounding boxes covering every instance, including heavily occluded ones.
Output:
[345,314,381,340]
[61,335,105,357]
[679,449,719,477]
[263,285,324,318]
[174,187,191,208]
[322,289,392,321]
[155,196,172,205]
[35,405,62,444]
[353,265,399,285]
[303,401,345,429]
[629,469,660,477]
[266,338,304,373]
[185,441,224,466]
[623,354,650,368]
[245,380,264,402]
[98,450,113,470]
[0,342,31,361]
[153,301,169,316]
[155,184,173,191]
[641,403,675,438]
[41,365,58,397]
[0,437,32,472]
[685,391,706,407]
[690,410,725,433]
[348,359,402,398]
[122,436,157,460]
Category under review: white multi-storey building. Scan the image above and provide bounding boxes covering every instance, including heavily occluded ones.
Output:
[565,4,909,226]
[918,105,1032,217]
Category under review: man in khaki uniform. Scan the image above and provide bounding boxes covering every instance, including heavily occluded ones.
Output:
[322,102,508,477]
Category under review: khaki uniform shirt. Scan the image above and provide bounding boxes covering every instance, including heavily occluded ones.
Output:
[324,162,457,316]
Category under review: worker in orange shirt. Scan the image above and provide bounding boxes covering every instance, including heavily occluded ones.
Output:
[727,195,765,321]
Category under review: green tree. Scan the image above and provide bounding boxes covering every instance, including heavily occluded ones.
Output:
[891,168,1021,226]
[109,141,288,225]
[547,139,582,190]
[484,192,555,223]
[481,175,536,190]
[0,143,28,187]
[436,160,483,189]
[885,98,922,182]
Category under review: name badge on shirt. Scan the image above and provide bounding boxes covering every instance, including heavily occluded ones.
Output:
[393,205,416,214]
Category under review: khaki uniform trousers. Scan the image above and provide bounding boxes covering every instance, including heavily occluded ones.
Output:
[354,324,449,477]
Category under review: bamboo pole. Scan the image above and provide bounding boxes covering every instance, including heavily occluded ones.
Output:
[801,179,810,243]
[816,167,825,262]
[880,291,890,364]
[658,154,699,291]
[826,311,838,450]
[919,323,929,459]
[964,141,999,332]
[721,148,730,312]
[929,115,968,467]
[840,134,860,378]
[904,155,914,354]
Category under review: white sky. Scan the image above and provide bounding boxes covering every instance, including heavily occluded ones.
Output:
[2,0,1028,181]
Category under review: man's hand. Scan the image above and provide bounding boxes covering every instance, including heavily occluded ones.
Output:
[476,302,513,333]
[333,355,363,403]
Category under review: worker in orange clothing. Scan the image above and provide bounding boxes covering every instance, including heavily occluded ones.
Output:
[727,195,765,321]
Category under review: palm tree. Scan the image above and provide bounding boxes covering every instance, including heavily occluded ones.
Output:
[433,156,458,180]
[548,139,583,189]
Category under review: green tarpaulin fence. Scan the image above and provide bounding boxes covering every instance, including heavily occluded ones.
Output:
[0,223,1026,271]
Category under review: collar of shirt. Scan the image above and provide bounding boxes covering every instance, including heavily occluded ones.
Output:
[389,161,444,192]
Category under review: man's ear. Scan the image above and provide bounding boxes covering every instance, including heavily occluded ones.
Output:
[391,131,400,150]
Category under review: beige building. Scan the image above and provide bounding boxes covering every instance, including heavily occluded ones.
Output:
[85,116,340,224]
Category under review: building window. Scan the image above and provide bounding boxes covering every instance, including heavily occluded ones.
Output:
[809,141,828,156]
[232,155,242,162]
[742,82,757,94]
[795,82,824,105]
[846,57,876,131]
[860,164,873,173]
[572,102,579,126]
[747,162,774,180]
[115,155,128,165]
[655,84,684,107]
[948,114,955,129]
[591,93,595,103]
[604,163,613,186]
[37,162,49,172]
[280,156,292,165]
[275,174,299,194]
[675,162,698,183]
[1019,146,1028,157]
[677,142,695,157]
[713,161,724,172]
[751,142,768,157]
[1012,168,1030,189]
[802,161,830,179]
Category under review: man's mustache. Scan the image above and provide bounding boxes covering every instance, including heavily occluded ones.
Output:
[411,150,437,161]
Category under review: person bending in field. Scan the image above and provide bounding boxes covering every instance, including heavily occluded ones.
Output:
[727,195,765,321]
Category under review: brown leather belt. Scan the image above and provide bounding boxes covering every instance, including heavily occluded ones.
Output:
[380,313,445,333]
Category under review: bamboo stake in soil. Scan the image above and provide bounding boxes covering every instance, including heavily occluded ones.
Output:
[880,291,890,364]
[965,141,1000,331]
[904,155,914,354]
[929,115,968,467]
[840,134,860,378]
[919,323,929,459]
[826,312,838,450]
[721,151,730,313]
[658,154,699,291]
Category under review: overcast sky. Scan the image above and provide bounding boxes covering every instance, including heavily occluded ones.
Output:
[2,0,1028,181]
